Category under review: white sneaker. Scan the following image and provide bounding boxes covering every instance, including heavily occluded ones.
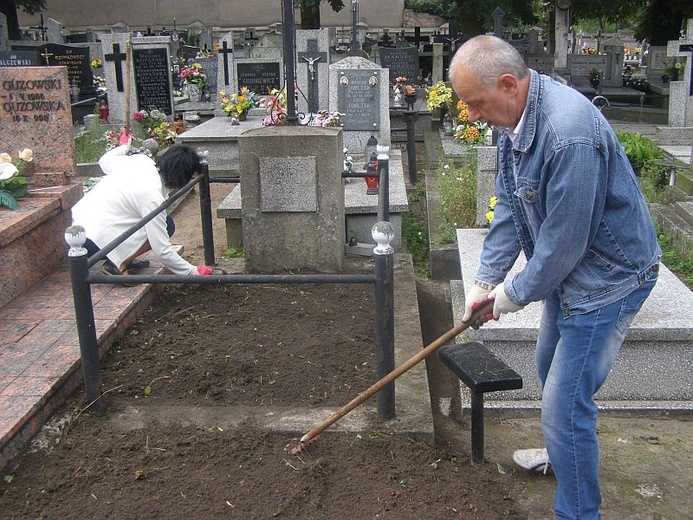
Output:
[513,447,551,474]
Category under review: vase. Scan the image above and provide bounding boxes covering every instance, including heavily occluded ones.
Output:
[404,94,417,110]
[590,79,599,89]
[238,112,247,121]
[185,83,202,102]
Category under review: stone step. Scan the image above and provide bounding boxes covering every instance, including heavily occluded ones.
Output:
[674,200,693,227]
[451,228,693,411]
[650,203,693,260]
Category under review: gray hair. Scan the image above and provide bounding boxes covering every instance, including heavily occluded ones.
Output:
[449,35,529,90]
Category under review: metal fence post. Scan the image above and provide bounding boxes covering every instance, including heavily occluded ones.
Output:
[376,146,390,224]
[196,150,215,266]
[372,221,395,419]
[65,225,102,410]
[403,111,418,184]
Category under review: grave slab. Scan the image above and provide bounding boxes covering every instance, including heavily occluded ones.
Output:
[452,228,693,409]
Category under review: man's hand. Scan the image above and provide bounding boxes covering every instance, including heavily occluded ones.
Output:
[489,282,524,318]
[462,282,495,329]
[196,265,213,275]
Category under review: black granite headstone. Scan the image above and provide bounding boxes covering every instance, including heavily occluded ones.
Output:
[0,50,40,67]
[379,46,419,85]
[196,56,218,94]
[14,43,94,95]
[236,61,281,94]
[133,47,173,115]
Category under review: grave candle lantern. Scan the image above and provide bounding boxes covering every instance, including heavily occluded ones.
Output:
[363,134,378,170]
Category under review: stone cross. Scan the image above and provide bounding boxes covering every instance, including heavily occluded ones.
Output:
[298,38,327,113]
[666,18,693,128]
[104,42,127,91]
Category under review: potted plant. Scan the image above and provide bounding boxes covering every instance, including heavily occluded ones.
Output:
[425,80,453,127]
[587,67,601,89]
[453,100,488,146]
[179,62,207,101]
[219,87,258,120]
[663,59,682,83]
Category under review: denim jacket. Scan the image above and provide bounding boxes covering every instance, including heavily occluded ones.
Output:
[477,70,661,316]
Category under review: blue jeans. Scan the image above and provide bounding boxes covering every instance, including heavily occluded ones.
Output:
[536,272,658,519]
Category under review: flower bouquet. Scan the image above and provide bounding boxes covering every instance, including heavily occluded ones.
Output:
[261,88,288,126]
[180,62,207,100]
[425,81,453,112]
[0,148,33,210]
[219,87,259,119]
[453,100,488,146]
[133,109,176,149]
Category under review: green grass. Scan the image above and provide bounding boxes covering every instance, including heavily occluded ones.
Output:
[658,231,693,288]
[437,159,477,242]
[74,121,112,163]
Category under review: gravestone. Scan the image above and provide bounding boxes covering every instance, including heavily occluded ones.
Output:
[234,59,282,95]
[296,29,330,115]
[0,66,76,185]
[602,39,624,87]
[132,46,173,115]
[46,18,62,44]
[178,44,200,62]
[237,126,344,273]
[0,49,40,67]
[196,56,218,97]
[432,42,444,83]
[568,54,607,86]
[0,13,7,51]
[101,34,174,125]
[525,54,554,74]
[13,42,95,96]
[665,19,693,130]
[378,45,419,85]
[645,46,668,80]
[329,56,391,154]
[217,32,235,91]
[249,32,283,61]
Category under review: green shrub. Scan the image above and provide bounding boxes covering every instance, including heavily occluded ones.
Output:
[616,131,668,202]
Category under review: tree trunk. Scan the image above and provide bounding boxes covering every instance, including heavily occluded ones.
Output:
[1,3,22,40]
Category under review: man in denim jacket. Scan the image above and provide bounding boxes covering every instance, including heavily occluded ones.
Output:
[451,35,660,519]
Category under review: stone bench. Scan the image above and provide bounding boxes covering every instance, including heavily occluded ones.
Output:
[216,149,409,252]
[438,342,522,464]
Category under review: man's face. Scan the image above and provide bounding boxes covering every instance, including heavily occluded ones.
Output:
[451,66,521,130]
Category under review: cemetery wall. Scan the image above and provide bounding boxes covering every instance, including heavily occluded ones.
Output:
[18,0,405,32]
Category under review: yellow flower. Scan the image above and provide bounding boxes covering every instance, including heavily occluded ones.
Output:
[464,126,480,142]
[489,196,498,209]
[485,210,494,224]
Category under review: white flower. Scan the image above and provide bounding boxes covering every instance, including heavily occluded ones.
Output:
[0,152,12,164]
[0,162,18,181]
[18,148,33,162]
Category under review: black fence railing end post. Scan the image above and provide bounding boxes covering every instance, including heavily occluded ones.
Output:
[373,221,395,420]
[65,225,103,410]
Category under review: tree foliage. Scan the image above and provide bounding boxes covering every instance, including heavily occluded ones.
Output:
[0,0,47,40]
[295,0,345,30]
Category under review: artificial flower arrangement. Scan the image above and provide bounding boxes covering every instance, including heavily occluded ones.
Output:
[313,110,345,127]
[402,84,417,96]
[393,76,408,91]
[219,87,259,118]
[180,62,207,89]
[425,80,453,111]
[261,88,288,125]
[664,59,683,81]
[0,148,33,210]
[453,100,488,146]
[587,67,601,84]
[485,196,498,226]
[90,58,102,69]
[133,109,176,148]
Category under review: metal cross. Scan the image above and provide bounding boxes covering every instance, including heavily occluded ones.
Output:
[40,48,53,66]
[104,43,127,92]
[219,40,233,86]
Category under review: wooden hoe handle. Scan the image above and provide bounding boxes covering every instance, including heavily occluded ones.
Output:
[299,299,495,443]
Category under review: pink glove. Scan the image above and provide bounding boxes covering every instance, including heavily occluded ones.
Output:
[118,128,133,146]
[196,265,213,275]
[462,282,496,329]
